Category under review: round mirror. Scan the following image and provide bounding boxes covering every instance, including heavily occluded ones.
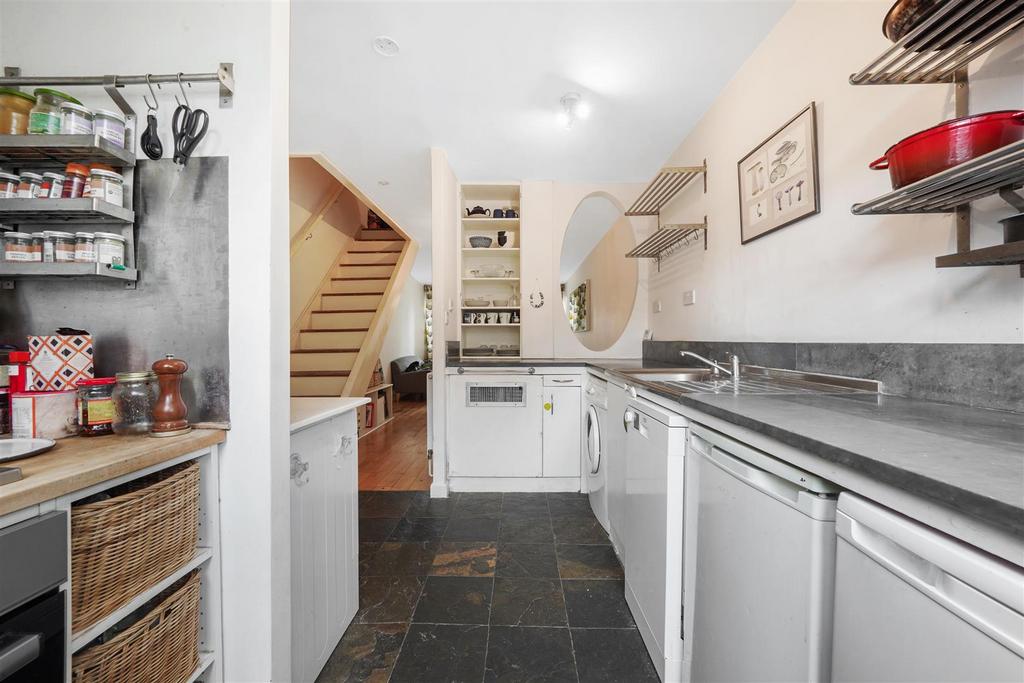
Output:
[560,194,637,351]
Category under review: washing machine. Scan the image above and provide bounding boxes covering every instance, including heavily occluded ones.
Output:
[585,371,609,532]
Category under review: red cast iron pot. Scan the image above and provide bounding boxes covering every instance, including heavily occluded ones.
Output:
[870,110,1024,189]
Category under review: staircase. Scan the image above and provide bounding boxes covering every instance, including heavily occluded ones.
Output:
[291,227,407,396]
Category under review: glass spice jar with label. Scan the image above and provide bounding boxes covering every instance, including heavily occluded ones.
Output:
[112,371,157,435]
[76,378,116,436]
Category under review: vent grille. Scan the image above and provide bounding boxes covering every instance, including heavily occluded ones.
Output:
[466,383,525,407]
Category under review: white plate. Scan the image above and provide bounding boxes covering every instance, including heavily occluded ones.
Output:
[0,438,57,463]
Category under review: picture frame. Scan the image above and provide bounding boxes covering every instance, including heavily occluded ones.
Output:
[737,102,820,244]
[566,280,591,333]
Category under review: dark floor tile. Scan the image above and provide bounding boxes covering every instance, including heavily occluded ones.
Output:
[315,622,406,682]
[389,517,449,542]
[406,491,456,518]
[496,543,560,579]
[490,578,566,627]
[356,575,424,624]
[359,517,401,542]
[412,576,493,624]
[361,541,438,576]
[445,516,501,542]
[571,628,659,682]
[551,517,610,545]
[546,493,593,518]
[501,493,549,517]
[556,545,623,579]
[484,626,577,682]
[390,623,489,683]
[431,542,497,577]
[499,516,554,544]
[359,491,414,518]
[562,580,634,628]
[453,492,503,518]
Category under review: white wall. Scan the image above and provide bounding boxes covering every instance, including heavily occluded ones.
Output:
[650,0,1024,344]
[378,275,426,383]
[0,2,292,680]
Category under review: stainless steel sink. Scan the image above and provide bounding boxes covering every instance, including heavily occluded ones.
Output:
[620,368,715,382]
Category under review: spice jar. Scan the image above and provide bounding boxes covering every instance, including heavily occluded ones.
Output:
[0,88,36,135]
[16,172,44,198]
[59,102,93,135]
[93,109,126,147]
[38,232,55,263]
[112,371,157,435]
[74,232,96,262]
[40,172,64,198]
[86,168,124,207]
[3,233,32,262]
[0,172,19,198]
[50,231,75,262]
[29,233,44,262]
[76,378,116,437]
[61,163,88,198]
[28,88,80,135]
[93,232,127,266]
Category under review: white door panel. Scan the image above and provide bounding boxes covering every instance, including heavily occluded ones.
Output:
[543,385,581,477]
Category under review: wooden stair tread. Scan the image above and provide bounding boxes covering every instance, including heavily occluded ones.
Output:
[300,327,370,332]
[291,370,351,377]
[291,348,360,353]
[312,308,377,313]
[350,249,403,254]
[357,236,404,242]
[332,276,391,281]
[320,292,381,297]
[338,263,396,267]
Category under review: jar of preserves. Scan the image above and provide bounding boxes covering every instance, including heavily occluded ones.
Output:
[0,172,19,198]
[40,172,64,198]
[86,168,124,207]
[94,231,126,266]
[28,88,80,135]
[59,102,93,135]
[61,163,88,198]
[74,232,95,262]
[50,231,75,262]
[112,371,157,435]
[76,378,116,437]
[16,172,43,198]
[3,233,32,262]
[0,88,36,135]
[93,109,126,147]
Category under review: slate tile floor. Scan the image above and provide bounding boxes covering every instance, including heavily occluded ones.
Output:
[317,491,659,682]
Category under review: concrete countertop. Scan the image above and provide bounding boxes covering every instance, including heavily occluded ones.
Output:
[290,397,371,433]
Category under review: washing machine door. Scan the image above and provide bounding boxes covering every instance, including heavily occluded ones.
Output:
[586,404,602,474]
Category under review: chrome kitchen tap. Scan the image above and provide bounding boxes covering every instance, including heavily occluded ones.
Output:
[679,351,741,378]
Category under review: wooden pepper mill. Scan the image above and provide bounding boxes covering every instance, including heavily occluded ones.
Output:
[150,354,192,437]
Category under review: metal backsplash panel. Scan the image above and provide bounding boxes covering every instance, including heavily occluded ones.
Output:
[0,157,230,422]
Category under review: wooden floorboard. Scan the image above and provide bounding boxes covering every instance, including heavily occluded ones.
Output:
[358,399,431,492]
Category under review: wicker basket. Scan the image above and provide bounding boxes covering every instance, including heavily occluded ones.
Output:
[71,461,200,634]
[72,571,202,683]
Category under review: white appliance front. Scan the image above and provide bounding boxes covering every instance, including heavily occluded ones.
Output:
[689,425,838,683]
[624,395,686,682]
[604,376,629,559]
[831,493,1024,682]
[584,373,609,531]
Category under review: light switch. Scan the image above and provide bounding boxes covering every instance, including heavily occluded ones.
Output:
[683,290,696,306]
[653,300,662,313]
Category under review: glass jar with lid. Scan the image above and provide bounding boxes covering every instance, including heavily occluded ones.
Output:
[86,168,124,207]
[74,232,96,262]
[93,109,126,147]
[76,377,116,437]
[16,172,43,198]
[29,233,44,262]
[38,232,55,263]
[61,163,88,198]
[59,101,93,135]
[28,88,80,135]
[0,172,19,198]
[40,172,64,198]
[0,88,36,135]
[3,233,32,262]
[94,232,127,266]
[112,371,157,435]
[50,231,76,262]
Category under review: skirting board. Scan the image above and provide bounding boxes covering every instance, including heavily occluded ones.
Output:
[449,477,583,493]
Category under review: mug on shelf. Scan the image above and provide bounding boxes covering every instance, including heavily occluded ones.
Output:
[499,312,512,324]
[486,312,499,324]
[493,208,505,218]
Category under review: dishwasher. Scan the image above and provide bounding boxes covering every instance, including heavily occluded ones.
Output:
[688,425,839,683]
[831,492,1024,682]
[624,394,686,682]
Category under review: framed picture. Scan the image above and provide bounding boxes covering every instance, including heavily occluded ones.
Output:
[737,102,820,244]
[567,280,591,333]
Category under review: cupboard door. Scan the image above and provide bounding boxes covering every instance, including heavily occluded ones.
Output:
[520,181,554,358]
[543,385,582,477]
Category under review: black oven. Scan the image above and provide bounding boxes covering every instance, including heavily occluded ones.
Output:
[0,511,67,682]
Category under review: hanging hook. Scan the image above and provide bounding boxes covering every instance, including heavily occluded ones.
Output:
[174,72,191,109]
[142,74,160,112]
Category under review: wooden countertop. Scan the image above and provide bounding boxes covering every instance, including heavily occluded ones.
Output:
[0,429,226,517]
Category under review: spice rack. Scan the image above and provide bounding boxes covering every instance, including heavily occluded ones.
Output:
[849,0,1024,276]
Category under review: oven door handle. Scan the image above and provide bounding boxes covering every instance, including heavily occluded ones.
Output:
[0,633,42,681]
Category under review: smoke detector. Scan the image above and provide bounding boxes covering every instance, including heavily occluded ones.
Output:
[373,36,400,57]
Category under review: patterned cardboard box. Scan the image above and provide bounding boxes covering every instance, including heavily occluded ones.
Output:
[28,334,95,391]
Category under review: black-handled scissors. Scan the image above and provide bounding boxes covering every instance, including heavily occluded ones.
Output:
[171,103,209,166]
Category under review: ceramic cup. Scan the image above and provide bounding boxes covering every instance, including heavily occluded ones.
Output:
[499,312,512,324]
[486,312,498,324]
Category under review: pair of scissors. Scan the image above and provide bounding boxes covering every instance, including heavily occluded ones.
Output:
[171,103,209,166]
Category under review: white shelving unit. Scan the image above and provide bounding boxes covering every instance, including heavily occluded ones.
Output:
[459,182,522,358]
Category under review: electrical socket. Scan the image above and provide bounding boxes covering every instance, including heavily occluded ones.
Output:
[653,300,662,313]
[683,290,696,306]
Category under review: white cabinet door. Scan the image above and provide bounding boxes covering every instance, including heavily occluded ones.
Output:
[448,374,543,477]
[520,181,554,358]
[543,385,581,477]
[291,411,359,682]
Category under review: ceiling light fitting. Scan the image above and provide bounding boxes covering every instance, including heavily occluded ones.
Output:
[558,92,589,129]
[373,36,400,57]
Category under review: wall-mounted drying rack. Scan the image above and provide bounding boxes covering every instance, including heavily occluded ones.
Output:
[848,0,1024,276]
[624,161,707,270]
[625,218,708,271]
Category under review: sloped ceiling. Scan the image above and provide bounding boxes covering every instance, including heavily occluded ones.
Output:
[290,1,792,281]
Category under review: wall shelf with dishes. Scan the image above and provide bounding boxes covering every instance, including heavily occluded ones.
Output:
[849,0,1024,276]
[458,182,522,358]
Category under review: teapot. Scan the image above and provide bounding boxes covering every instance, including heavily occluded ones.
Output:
[465,205,490,217]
